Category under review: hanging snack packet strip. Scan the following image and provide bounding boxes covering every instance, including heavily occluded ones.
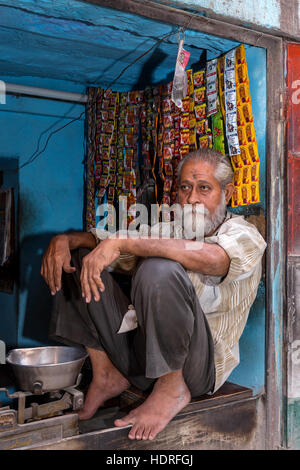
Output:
[171,104,181,204]
[232,44,260,207]
[100,90,119,229]
[211,110,226,155]
[205,58,226,155]
[206,59,218,117]
[193,68,213,150]
[116,91,127,200]
[224,49,240,159]
[153,84,164,205]
[86,87,102,231]
[161,81,175,207]
[107,93,119,203]
[140,87,150,182]
[187,69,197,154]
[217,56,226,122]
[96,89,117,206]
[122,90,143,227]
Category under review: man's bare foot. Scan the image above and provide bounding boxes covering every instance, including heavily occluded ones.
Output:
[78,348,130,420]
[114,370,191,441]
[78,370,130,420]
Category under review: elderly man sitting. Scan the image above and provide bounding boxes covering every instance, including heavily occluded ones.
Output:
[41,149,266,442]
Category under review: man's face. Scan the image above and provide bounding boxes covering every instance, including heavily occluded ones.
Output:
[177,160,231,214]
[176,160,234,237]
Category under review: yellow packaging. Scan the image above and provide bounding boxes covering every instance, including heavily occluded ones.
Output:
[236,107,245,127]
[181,97,190,113]
[189,116,196,129]
[180,129,190,146]
[250,163,260,183]
[189,98,195,113]
[235,45,246,66]
[248,143,260,163]
[216,44,261,206]
[235,46,249,85]
[193,70,205,88]
[186,69,193,83]
[194,103,206,120]
[217,58,226,120]
[237,83,250,107]
[241,185,251,205]
[240,146,252,166]
[245,123,256,144]
[249,181,260,204]
[237,127,247,147]
[242,103,253,124]
[233,169,242,187]
[194,87,206,104]
[232,187,241,207]
[189,128,197,148]
[179,145,190,158]
[199,134,213,149]
[236,64,249,85]
[186,69,194,96]
[242,166,251,185]
[235,45,260,206]
[231,154,243,169]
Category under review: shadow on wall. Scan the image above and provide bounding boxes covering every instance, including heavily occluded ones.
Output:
[132,46,168,91]
[20,232,75,346]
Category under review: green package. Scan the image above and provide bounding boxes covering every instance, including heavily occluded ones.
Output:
[212,110,226,155]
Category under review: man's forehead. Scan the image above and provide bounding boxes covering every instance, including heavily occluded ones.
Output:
[180,161,216,181]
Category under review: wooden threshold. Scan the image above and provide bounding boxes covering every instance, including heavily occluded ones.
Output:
[120,381,253,415]
[28,391,260,450]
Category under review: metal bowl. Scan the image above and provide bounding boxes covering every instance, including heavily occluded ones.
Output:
[6,346,88,393]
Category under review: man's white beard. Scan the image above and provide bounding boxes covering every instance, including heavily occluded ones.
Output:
[179,192,227,240]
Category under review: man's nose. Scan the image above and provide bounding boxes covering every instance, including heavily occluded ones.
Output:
[187,188,201,205]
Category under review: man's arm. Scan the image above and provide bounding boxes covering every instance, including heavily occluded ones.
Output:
[63,231,97,250]
[41,231,96,295]
[118,237,230,277]
[79,237,230,303]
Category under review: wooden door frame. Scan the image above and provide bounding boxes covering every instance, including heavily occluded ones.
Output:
[80,0,286,449]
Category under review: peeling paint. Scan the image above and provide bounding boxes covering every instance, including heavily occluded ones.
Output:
[139,0,281,30]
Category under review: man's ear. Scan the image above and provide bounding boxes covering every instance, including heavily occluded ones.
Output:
[224,183,234,204]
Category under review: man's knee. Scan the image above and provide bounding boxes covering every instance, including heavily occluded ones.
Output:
[132,259,195,356]
[132,258,192,298]
[135,257,181,284]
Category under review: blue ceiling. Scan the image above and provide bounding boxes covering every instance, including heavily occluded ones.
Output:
[0,0,241,91]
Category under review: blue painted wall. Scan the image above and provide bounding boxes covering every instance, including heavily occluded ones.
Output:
[0,76,85,350]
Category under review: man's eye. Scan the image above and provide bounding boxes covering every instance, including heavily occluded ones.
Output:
[200,185,210,191]
[180,185,190,191]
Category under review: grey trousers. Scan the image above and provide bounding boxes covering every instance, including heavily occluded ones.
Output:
[49,249,215,397]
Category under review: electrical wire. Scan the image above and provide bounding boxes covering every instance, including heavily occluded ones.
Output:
[18,24,191,170]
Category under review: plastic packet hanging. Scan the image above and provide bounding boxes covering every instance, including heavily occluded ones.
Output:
[171,38,191,109]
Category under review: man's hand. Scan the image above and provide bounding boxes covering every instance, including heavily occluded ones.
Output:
[80,238,121,303]
[41,234,76,295]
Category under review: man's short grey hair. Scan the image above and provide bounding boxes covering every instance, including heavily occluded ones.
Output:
[177,149,234,190]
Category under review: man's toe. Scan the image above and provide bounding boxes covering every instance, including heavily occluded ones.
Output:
[135,425,145,440]
[128,423,139,440]
[142,426,151,440]
[114,414,132,427]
